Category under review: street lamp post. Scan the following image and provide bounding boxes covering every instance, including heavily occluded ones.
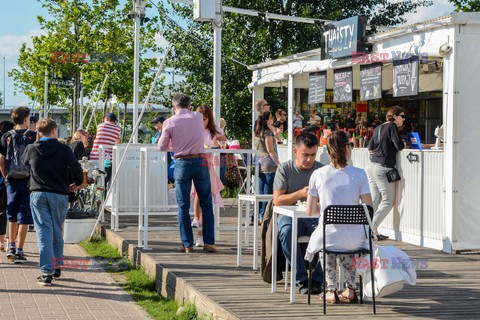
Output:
[3,56,5,109]
[129,0,146,143]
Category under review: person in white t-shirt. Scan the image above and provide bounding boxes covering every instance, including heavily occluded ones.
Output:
[305,131,373,304]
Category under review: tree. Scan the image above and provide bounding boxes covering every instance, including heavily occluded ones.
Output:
[10,0,163,135]
[450,0,480,11]
[155,0,432,141]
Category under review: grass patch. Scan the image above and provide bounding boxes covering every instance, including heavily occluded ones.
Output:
[80,237,202,320]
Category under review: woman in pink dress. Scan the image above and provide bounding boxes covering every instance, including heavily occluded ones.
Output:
[191,105,227,247]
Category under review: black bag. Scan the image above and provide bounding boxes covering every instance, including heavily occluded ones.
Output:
[5,130,32,179]
[376,125,401,183]
[386,167,401,183]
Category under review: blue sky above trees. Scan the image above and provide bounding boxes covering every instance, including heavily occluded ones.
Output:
[0,0,455,107]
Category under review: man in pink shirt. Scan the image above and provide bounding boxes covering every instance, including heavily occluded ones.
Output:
[158,93,216,253]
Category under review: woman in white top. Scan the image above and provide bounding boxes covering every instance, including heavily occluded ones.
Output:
[306,131,373,304]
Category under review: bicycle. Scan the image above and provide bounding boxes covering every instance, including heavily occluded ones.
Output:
[70,157,106,216]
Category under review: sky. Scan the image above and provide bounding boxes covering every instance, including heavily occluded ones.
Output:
[0,0,456,108]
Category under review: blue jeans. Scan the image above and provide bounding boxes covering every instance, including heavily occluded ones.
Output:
[258,172,275,220]
[30,192,69,275]
[278,216,323,283]
[174,157,214,248]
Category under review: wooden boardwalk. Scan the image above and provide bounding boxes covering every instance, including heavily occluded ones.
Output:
[103,200,480,319]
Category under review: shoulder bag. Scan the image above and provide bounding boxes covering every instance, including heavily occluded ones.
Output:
[378,124,401,183]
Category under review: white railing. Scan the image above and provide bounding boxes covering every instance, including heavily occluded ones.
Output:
[138,148,259,249]
[279,146,445,250]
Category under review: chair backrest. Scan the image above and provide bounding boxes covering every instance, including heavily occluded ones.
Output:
[323,205,373,225]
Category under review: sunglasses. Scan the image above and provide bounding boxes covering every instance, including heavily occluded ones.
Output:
[399,114,406,119]
[346,142,354,148]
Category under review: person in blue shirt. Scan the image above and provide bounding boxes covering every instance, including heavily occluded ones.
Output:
[151,115,166,144]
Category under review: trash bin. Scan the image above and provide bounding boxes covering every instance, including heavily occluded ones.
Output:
[64,209,97,244]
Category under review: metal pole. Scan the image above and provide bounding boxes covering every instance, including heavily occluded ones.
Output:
[44,69,48,118]
[90,45,172,239]
[132,0,141,143]
[3,57,5,109]
[212,0,222,123]
[80,75,84,130]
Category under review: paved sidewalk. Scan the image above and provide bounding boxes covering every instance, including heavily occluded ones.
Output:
[0,233,151,320]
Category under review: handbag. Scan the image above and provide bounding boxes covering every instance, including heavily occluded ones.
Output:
[377,125,401,183]
[386,167,401,183]
[358,204,410,298]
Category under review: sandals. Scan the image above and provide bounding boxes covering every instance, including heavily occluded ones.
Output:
[338,288,359,304]
[319,290,340,304]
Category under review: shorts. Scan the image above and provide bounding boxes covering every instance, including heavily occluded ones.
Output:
[6,179,33,225]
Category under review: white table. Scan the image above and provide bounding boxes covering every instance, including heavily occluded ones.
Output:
[272,206,319,303]
[237,194,273,271]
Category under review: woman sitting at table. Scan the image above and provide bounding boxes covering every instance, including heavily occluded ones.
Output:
[190,105,227,247]
[305,131,373,304]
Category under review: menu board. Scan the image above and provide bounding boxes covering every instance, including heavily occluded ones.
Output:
[308,72,326,104]
[393,58,419,97]
[360,64,382,100]
[333,68,353,103]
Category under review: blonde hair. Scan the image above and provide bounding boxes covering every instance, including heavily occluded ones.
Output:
[219,118,227,130]
[72,129,88,141]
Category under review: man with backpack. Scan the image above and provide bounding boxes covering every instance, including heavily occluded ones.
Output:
[0,107,36,263]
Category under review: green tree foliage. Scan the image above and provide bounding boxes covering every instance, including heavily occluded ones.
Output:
[10,0,164,134]
[154,0,431,141]
[450,0,480,11]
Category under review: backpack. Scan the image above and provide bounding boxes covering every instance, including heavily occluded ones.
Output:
[5,130,32,179]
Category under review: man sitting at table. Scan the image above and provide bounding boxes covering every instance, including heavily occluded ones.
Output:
[274,133,324,294]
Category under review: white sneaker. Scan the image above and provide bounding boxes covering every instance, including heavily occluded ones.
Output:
[195,236,204,247]
[191,218,200,228]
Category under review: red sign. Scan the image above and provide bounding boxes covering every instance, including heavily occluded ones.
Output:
[356,103,368,113]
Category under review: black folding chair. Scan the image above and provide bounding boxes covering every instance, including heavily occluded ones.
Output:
[307,204,376,315]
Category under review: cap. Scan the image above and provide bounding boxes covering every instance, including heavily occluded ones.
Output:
[151,115,166,124]
[105,112,117,122]
[30,115,38,123]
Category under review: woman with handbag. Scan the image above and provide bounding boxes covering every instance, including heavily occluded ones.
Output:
[366,106,405,240]
[306,131,373,304]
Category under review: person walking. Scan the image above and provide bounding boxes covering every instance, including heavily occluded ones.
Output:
[190,105,227,247]
[158,93,217,253]
[0,121,14,252]
[0,107,36,263]
[366,106,405,240]
[23,118,83,285]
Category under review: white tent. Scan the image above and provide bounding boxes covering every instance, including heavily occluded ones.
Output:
[248,13,480,253]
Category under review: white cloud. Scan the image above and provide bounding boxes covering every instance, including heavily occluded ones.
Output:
[401,0,455,25]
[0,29,46,107]
[0,29,46,59]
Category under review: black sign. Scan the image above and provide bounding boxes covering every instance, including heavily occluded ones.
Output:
[323,16,368,59]
[308,72,326,104]
[360,64,382,101]
[333,68,353,103]
[50,78,74,87]
[393,58,418,97]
